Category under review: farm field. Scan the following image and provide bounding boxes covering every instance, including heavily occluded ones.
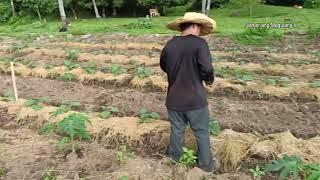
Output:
[0,33,320,179]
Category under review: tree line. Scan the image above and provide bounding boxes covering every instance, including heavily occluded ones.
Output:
[0,0,191,23]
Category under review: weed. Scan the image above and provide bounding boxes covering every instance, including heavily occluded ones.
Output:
[3,90,15,101]
[110,64,126,76]
[99,106,119,119]
[265,76,290,87]
[209,117,221,136]
[179,147,198,167]
[250,165,265,178]
[61,100,81,110]
[83,62,97,74]
[135,66,153,79]
[59,72,74,81]
[44,64,55,70]
[57,113,90,152]
[310,80,320,88]
[139,108,160,123]
[116,145,135,164]
[43,169,57,180]
[24,97,49,110]
[264,155,304,180]
[0,166,5,177]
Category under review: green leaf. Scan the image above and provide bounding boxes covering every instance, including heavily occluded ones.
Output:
[24,99,37,106]
[310,80,320,88]
[59,137,69,150]
[31,104,43,111]
[209,117,221,136]
[99,111,112,119]
[120,176,128,180]
[265,155,304,180]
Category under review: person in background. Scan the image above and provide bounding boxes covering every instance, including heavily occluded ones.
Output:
[160,12,219,172]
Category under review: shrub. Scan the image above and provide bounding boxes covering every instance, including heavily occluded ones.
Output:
[304,0,320,8]
[0,3,12,23]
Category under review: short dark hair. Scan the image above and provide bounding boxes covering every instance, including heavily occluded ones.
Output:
[179,23,200,31]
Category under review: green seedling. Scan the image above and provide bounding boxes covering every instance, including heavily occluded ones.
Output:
[135,66,153,79]
[43,170,57,180]
[57,113,90,152]
[110,64,126,76]
[44,64,55,70]
[250,165,266,178]
[209,117,221,136]
[264,155,304,180]
[179,147,198,167]
[139,108,160,123]
[310,80,320,88]
[60,72,74,81]
[265,76,290,87]
[61,100,81,110]
[0,166,5,177]
[50,105,72,119]
[3,90,15,101]
[99,106,119,119]
[24,97,49,110]
[39,123,56,134]
[120,176,129,180]
[64,59,80,70]
[83,62,97,74]
[65,49,80,61]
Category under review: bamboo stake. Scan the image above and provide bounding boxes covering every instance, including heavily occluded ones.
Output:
[10,61,19,101]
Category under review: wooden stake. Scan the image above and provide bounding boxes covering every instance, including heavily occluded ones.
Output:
[10,62,19,101]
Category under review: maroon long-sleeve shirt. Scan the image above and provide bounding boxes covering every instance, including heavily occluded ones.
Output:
[160,34,214,112]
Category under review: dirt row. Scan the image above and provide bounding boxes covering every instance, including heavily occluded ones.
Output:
[5,44,319,66]
[1,98,320,175]
[1,75,319,138]
[2,112,250,180]
[0,63,319,103]
[31,33,319,53]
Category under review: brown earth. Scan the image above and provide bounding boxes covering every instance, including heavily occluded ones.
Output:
[0,75,319,138]
[0,107,252,180]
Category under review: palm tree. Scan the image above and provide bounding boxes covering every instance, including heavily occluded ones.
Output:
[92,0,101,18]
[58,0,68,31]
[10,0,16,16]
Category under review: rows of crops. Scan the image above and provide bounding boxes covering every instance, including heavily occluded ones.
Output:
[0,34,320,179]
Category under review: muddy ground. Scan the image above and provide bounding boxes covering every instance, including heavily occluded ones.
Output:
[1,75,319,139]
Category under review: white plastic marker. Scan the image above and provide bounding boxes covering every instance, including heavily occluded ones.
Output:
[10,61,19,101]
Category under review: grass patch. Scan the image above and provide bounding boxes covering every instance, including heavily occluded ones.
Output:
[233,27,283,45]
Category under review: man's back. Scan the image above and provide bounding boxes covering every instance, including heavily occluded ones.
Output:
[160,34,214,112]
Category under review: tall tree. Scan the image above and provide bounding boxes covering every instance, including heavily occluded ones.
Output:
[17,0,57,20]
[58,0,68,31]
[10,0,16,16]
[206,0,211,15]
[202,0,206,14]
[92,0,101,18]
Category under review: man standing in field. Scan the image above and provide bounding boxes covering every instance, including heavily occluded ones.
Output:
[160,12,218,172]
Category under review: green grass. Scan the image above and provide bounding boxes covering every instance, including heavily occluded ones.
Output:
[0,4,319,42]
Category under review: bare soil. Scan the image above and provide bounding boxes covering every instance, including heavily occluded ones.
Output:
[1,75,319,139]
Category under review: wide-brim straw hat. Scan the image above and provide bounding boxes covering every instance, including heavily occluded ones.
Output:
[167,12,216,36]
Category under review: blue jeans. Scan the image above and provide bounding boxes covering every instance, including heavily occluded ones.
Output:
[168,106,213,169]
